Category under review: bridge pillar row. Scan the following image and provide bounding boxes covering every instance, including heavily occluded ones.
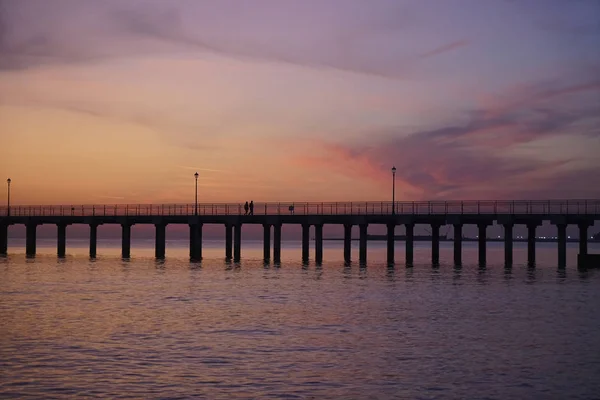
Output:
[343,224,352,263]
[579,222,593,256]
[477,223,489,266]
[225,224,233,260]
[121,223,132,259]
[273,224,282,264]
[453,223,463,266]
[263,223,271,262]
[386,223,395,265]
[57,223,68,258]
[26,222,38,257]
[359,224,368,264]
[556,223,567,268]
[431,223,441,265]
[89,224,98,258]
[0,223,8,255]
[526,222,541,267]
[405,223,414,267]
[155,223,166,259]
[315,224,324,264]
[503,223,514,267]
[302,224,310,263]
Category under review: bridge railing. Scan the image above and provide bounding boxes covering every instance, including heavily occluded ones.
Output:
[1,200,599,217]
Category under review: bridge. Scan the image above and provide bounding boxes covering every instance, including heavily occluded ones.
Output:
[1,200,598,267]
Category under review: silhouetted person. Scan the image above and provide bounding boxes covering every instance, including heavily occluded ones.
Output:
[289,204,294,214]
[249,200,254,215]
[244,201,249,215]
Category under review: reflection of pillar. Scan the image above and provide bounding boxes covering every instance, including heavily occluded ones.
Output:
[453,224,462,266]
[57,224,67,258]
[579,223,589,256]
[263,224,271,262]
[121,223,131,259]
[504,224,513,266]
[26,223,37,257]
[302,224,310,262]
[557,224,567,268]
[0,223,7,255]
[359,224,368,264]
[431,224,440,264]
[527,224,537,266]
[405,223,414,266]
[225,224,233,260]
[234,224,242,262]
[343,224,352,262]
[89,224,98,258]
[478,224,487,266]
[273,224,282,263]
[386,224,395,264]
[315,224,323,264]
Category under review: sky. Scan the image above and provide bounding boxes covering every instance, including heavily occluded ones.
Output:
[1,0,599,206]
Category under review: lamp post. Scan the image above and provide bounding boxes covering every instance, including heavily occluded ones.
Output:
[6,178,10,216]
[194,172,199,216]
[391,167,396,215]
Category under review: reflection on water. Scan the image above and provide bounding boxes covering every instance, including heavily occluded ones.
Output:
[1,242,600,399]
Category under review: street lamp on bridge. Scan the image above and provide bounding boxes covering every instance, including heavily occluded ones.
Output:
[391,166,396,215]
[6,178,11,216]
[194,172,199,216]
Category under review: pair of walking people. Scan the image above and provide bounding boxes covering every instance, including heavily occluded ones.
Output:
[244,201,254,215]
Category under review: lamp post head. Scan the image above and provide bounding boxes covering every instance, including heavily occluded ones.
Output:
[194,172,199,179]
[391,166,396,174]
[7,178,10,184]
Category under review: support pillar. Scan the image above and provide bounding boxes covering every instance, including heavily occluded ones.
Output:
[343,224,352,262]
[89,224,98,258]
[263,224,271,262]
[121,223,131,259]
[557,224,567,268]
[478,224,487,266]
[0,223,8,255]
[386,224,395,264]
[302,224,310,263]
[26,223,37,257]
[315,224,323,264]
[225,224,233,260]
[431,224,440,265]
[527,224,537,266]
[57,224,67,258]
[234,223,242,262]
[504,224,513,266]
[405,223,414,266]
[273,224,282,263]
[155,223,166,259]
[453,224,462,266]
[359,224,367,264]
[197,223,203,260]
[579,223,589,256]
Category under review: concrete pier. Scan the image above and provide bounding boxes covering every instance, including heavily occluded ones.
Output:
[121,223,131,259]
[579,223,590,256]
[302,224,310,262]
[557,223,567,268]
[343,224,352,262]
[315,224,323,264]
[386,224,395,264]
[453,224,462,266]
[504,224,513,266]
[273,224,282,263]
[263,224,271,262]
[405,223,414,266]
[26,223,37,256]
[225,224,233,260]
[89,224,98,258]
[359,224,367,264]
[0,223,7,255]
[234,224,242,262]
[155,223,166,259]
[476,223,487,265]
[57,223,67,258]
[431,223,440,264]
[527,223,538,266]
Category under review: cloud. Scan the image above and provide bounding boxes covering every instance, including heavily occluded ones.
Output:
[420,40,469,59]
